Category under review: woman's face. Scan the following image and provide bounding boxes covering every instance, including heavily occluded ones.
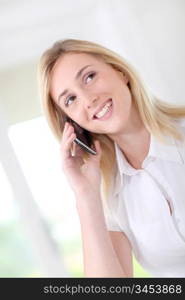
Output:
[50,53,133,136]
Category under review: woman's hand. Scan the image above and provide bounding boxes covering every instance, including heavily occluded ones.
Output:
[60,122,102,196]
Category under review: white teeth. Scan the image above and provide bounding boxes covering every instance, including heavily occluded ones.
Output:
[95,101,112,118]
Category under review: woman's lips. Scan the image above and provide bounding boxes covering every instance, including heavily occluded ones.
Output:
[93,99,113,121]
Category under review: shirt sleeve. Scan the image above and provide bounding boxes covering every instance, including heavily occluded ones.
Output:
[104,208,123,231]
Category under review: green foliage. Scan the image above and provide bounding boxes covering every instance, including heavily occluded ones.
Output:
[0,221,151,278]
[0,221,41,277]
[133,256,151,277]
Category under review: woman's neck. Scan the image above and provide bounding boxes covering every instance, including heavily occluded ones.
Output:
[108,106,151,169]
[117,128,151,169]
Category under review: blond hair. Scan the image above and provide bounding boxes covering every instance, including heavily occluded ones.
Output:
[37,38,185,201]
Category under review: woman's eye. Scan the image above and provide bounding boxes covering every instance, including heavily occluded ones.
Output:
[64,72,96,107]
[85,72,96,84]
[65,95,76,106]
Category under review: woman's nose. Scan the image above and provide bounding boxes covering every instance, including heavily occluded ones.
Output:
[84,95,98,109]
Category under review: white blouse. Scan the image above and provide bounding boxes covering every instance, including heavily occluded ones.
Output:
[104,119,185,277]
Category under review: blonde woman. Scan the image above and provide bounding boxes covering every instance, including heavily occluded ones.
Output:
[38,39,185,278]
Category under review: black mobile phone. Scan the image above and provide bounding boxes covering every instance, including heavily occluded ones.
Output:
[64,116,97,155]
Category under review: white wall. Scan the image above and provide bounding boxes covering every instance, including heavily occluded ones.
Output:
[0,0,184,126]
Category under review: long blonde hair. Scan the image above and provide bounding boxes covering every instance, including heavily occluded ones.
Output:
[37,38,185,201]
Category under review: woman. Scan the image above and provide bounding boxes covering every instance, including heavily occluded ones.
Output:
[38,39,185,278]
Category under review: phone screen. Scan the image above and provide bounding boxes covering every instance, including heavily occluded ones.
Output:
[64,116,97,155]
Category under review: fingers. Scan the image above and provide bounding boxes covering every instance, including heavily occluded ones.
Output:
[73,141,85,156]
[61,122,102,165]
[60,122,76,160]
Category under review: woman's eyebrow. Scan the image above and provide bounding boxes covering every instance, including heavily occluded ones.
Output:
[57,64,92,103]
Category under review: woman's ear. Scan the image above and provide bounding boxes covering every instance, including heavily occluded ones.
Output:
[117,70,129,85]
[125,75,129,84]
[122,73,129,85]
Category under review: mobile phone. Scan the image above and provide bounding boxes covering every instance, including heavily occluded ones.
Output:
[64,116,97,155]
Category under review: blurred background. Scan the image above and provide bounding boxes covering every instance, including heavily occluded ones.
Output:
[0,0,185,277]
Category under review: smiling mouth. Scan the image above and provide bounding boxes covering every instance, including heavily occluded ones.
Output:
[93,99,113,120]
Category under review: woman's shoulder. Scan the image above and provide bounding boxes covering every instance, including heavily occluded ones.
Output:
[179,117,185,127]
[173,118,185,158]
[176,117,185,127]
[174,117,185,137]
